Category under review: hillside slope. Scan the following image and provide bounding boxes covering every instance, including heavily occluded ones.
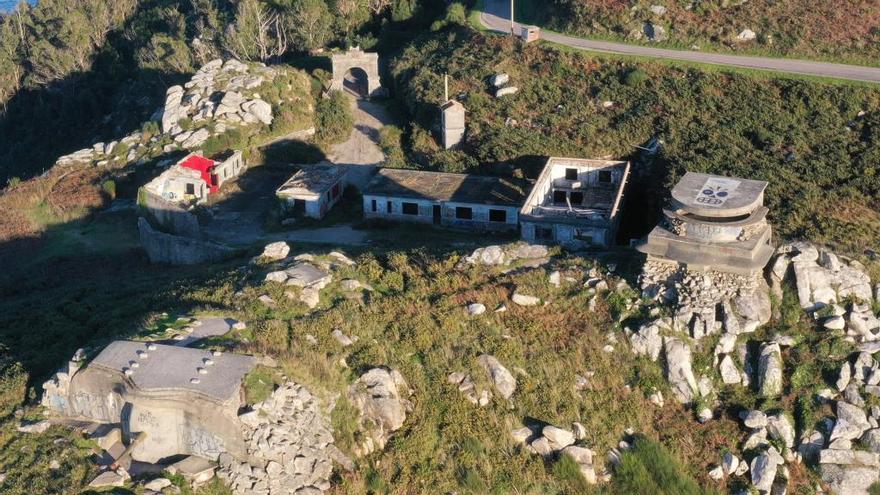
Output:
[390,28,880,252]
[523,0,880,65]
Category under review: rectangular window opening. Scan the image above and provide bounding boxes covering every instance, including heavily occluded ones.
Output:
[402,202,419,215]
[553,190,567,204]
[185,183,195,195]
[371,199,377,212]
[386,201,392,213]
[535,226,553,240]
[565,168,578,181]
[489,209,507,222]
[598,170,612,183]
[569,191,584,205]
[455,207,473,220]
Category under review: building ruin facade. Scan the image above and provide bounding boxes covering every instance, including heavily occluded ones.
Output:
[520,158,630,248]
[362,168,525,231]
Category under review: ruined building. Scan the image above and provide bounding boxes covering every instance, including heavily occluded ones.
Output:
[520,158,630,248]
[637,172,774,276]
[362,168,525,231]
[276,163,348,220]
[143,151,244,205]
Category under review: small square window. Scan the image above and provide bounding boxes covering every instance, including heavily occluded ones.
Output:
[569,191,584,205]
[598,170,613,183]
[553,190,567,204]
[535,226,553,240]
[565,168,578,181]
[455,207,473,220]
[185,183,195,195]
[402,202,419,215]
[489,209,507,222]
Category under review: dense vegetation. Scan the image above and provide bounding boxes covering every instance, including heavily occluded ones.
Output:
[0,0,447,182]
[520,0,880,65]
[390,27,880,250]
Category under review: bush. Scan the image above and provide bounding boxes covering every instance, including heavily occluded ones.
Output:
[611,436,715,494]
[0,361,27,418]
[552,453,591,493]
[624,68,648,87]
[315,91,354,145]
[101,179,116,199]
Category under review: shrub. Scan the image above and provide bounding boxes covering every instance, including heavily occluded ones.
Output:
[101,179,116,199]
[0,361,27,418]
[6,176,21,189]
[315,91,354,145]
[552,453,591,493]
[624,68,648,87]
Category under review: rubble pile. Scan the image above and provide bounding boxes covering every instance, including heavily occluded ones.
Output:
[219,382,344,495]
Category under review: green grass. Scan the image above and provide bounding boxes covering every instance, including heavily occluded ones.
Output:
[243,366,281,405]
[610,436,718,495]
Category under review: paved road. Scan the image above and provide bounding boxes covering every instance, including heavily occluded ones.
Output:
[327,95,390,189]
[480,0,880,83]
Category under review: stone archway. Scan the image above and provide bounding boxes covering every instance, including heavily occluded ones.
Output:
[330,47,384,98]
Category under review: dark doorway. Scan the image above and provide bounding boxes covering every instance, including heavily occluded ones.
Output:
[433,205,442,225]
[343,68,369,98]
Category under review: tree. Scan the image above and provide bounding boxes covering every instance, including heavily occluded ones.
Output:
[223,0,288,61]
[288,0,333,52]
[332,0,368,39]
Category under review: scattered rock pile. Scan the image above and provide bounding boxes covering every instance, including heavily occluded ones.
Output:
[511,423,598,484]
[56,59,295,170]
[219,382,342,495]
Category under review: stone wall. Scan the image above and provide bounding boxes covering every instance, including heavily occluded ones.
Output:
[140,189,202,238]
[138,217,237,265]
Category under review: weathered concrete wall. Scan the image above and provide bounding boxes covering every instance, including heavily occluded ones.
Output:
[141,189,202,238]
[362,195,519,231]
[138,217,236,265]
[521,220,613,248]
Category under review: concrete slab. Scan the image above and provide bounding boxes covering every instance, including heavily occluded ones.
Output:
[90,341,256,403]
[169,456,217,484]
[671,172,768,217]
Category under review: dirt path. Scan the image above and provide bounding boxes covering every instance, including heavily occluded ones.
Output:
[327,96,391,190]
[480,0,880,83]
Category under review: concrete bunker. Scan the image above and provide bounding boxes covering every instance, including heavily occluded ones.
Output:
[330,48,384,98]
[42,340,256,463]
[636,171,774,276]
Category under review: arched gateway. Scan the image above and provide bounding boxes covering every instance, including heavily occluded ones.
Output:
[330,47,384,98]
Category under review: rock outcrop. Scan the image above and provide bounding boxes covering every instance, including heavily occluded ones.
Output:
[348,368,413,457]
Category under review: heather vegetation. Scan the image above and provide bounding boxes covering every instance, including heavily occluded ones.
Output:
[390,27,880,251]
[520,0,880,65]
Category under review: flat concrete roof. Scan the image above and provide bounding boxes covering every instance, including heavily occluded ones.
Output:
[363,168,526,207]
[671,172,767,217]
[276,163,347,199]
[90,341,255,403]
